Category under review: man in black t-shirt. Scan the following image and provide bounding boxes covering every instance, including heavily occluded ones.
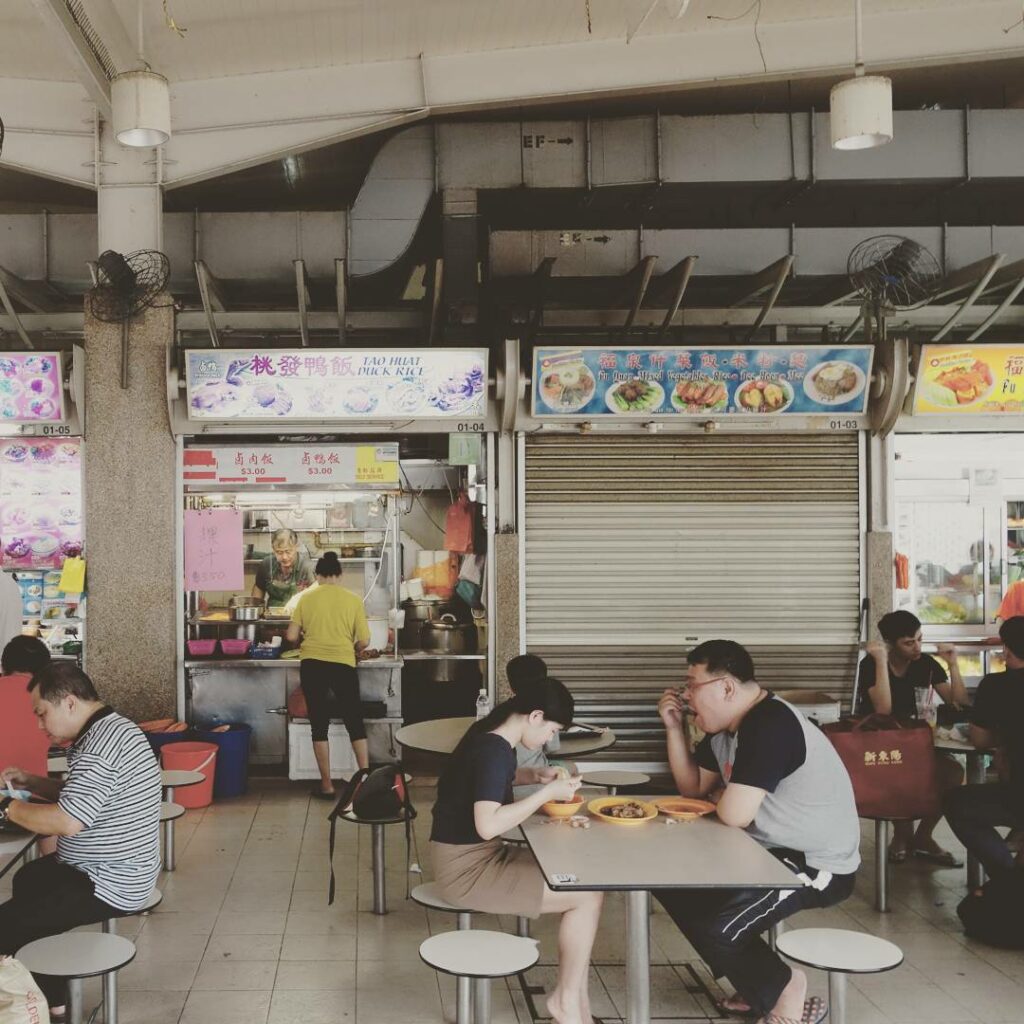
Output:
[946,616,1024,881]
[856,610,968,866]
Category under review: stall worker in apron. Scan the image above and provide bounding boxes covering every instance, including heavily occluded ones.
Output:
[252,528,316,607]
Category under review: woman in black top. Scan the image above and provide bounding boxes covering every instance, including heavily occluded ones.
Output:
[430,678,603,1024]
[857,610,968,865]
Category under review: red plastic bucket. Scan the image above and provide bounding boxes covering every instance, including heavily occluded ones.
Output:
[160,741,218,808]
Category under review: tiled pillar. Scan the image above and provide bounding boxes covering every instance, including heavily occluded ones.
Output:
[83,297,177,719]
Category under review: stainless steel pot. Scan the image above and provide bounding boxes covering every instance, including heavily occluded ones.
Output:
[230,597,264,622]
[400,599,446,650]
[420,614,475,655]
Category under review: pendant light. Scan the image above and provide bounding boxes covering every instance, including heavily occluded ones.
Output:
[830,0,893,150]
[111,2,170,148]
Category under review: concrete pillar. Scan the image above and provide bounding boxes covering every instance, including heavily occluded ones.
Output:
[865,432,897,639]
[494,533,520,703]
[83,297,177,719]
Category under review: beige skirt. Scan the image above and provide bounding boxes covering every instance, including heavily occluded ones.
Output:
[431,839,546,919]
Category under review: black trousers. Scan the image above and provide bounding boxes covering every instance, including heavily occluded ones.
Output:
[300,659,366,743]
[946,783,1024,879]
[0,854,126,1007]
[655,850,857,1017]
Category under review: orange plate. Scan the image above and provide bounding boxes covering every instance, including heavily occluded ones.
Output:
[652,797,716,820]
[587,796,658,827]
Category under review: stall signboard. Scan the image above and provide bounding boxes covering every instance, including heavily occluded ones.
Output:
[185,349,487,420]
[531,345,874,417]
[183,444,399,488]
[914,344,1024,414]
[184,508,244,590]
[0,437,82,570]
[0,353,64,423]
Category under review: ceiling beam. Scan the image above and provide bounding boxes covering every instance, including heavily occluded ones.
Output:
[193,261,223,348]
[427,258,444,345]
[27,0,113,118]
[655,255,697,341]
[335,258,348,346]
[967,271,1024,342]
[932,253,1005,341]
[0,266,61,313]
[730,256,795,308]
[932,255,1008,302]
[747,255,795,340]
[0,276,35,349]
[294,260,310,347]
[524,257,556,347]
[617,255,658,337]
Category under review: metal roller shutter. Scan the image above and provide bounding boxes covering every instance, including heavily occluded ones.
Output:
[523,432,863,701]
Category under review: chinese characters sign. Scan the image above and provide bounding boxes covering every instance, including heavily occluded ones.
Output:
[183,444,399,489]
[184,508,244,590]
[531,346,873,417]
[914,344,1024,414]
[0,353,64,423]
[185,349,487,421]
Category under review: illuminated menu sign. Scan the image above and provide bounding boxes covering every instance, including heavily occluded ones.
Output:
[914,344,1024,414]
[0,353,64,423]
[183,444,400,488]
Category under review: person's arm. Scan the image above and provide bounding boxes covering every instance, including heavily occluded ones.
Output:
[285,621,301,645]
[969,723,1000,750]
[7,798,83,837]
[1,767,64,803]
[861,642,891,714]
[716,784,768,829]
[658,689,720,798]
[251,559,268,601]
[969,677,1001,750]
[934,646,967,705]
[474,776,581,840]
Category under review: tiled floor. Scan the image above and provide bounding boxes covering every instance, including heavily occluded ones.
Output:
[4,780,1023,1023]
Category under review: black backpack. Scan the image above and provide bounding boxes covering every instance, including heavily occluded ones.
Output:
[957,869,1024,948]
[326,764,416,905]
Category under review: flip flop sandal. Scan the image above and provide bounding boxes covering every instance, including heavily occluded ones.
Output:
[310,788,336,801]
[912,848,963,868]
[715,995,756,1017]
[758,996,828,1024]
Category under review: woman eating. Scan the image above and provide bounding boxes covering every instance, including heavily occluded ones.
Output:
[430,677,603,1024]
[252,528,316,607]
[286,551,372,798]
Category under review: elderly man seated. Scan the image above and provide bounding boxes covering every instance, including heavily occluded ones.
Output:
[656,640,860,1024]
[946,615,1024,882]
[0,662,161,1015]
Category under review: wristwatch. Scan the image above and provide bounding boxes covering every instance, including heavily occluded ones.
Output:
[0,797,12,823]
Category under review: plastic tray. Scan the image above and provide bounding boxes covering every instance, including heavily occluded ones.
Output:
[187,639,217,657]
[219,639,252,656]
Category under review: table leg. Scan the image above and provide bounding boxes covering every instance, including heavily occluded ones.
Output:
[102,920,118,1023]
[371,824,386,915]
[456,913,472,1024]
[625,890,651,1024]
[874,820,889,913]
[828,971,847,1024]
[608,786,618,796]
[473,977,491,1024]
[67,977,83,1024]
[966,752,986,890]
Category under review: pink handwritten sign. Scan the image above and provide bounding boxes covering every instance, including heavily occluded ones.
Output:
[184,508,243,591]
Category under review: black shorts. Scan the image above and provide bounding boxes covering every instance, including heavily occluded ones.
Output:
[299,659,366,743]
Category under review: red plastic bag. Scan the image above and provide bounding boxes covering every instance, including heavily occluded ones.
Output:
[444,493,475,554]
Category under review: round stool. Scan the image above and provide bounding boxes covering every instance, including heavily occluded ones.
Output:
[412,883,476,1024]
[100,889,162,1024]
[160,801,185,872]
[420,930,539,1024]
[580,770,650,796]
[776,928,904,1024]
[17,932,136,1024]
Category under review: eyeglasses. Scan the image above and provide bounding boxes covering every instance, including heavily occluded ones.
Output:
[681,675,731,692]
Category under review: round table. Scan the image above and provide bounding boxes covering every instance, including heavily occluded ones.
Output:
[395,716,616,758]
[581,769,650,795]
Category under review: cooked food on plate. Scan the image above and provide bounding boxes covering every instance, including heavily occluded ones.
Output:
[601,801,647,819]
[809,361,860,400]
[540,365,596,411]
[672,380,728,412]
[607,378,664,413]
[736,379,791,412]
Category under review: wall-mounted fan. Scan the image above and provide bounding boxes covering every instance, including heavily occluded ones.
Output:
[89,250,171,388]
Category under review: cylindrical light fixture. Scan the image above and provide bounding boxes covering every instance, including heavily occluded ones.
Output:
[111,70,170,148]
[830,74,893,150]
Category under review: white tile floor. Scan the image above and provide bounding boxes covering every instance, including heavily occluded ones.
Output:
[5,779,1024,1023]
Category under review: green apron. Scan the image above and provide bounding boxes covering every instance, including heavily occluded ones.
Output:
[264,557,309,606]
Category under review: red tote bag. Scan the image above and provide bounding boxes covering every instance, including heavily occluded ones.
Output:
[821,715,939,820]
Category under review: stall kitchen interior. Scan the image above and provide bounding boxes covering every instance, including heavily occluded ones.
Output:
[181,438,491,777]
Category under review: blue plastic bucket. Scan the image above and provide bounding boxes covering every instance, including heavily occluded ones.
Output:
[147,730,194,757]
[194,723,252,798]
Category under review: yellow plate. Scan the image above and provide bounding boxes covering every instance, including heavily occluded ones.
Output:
[587,796,658,827]
[651,797,716,820]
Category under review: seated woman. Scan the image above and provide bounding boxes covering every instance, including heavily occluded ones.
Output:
[430,677,602,1024]
[857,610,966,865]
[0,635,51,778]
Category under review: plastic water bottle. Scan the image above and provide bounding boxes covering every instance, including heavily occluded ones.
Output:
[475,688,491,720]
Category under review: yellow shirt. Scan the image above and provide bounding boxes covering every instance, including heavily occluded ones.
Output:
[291,584,370,666]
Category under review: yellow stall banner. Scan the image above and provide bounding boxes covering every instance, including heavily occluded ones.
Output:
[355,445,399,485]
[915,344,1024,414]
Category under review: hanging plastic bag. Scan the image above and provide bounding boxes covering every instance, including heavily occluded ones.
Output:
[58,556,86,595]
[444,493,475,554]
[0,956,47,1024]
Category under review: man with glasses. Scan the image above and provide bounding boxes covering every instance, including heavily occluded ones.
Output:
[656,639,860,1024]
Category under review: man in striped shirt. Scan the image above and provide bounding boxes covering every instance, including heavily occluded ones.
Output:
[0,662,161,1012]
